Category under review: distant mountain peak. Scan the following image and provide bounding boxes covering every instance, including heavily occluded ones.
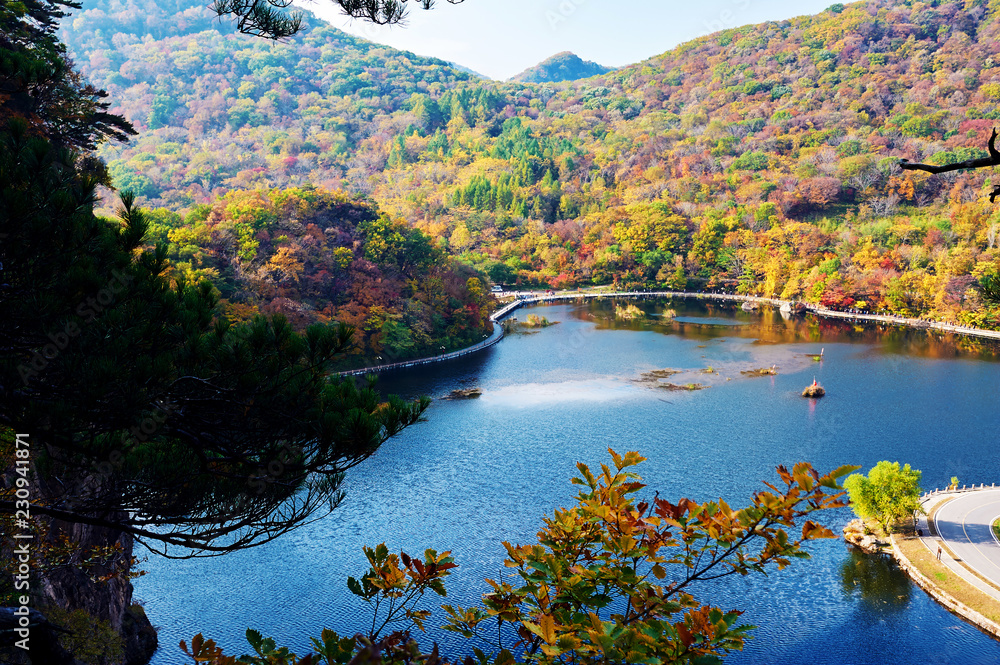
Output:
[510,51,613,83]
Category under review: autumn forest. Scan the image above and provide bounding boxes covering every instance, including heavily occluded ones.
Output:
[7,1,1000,664]
[61,0,1000,356]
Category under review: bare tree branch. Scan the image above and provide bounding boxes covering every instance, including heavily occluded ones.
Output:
[898,128,1000,202]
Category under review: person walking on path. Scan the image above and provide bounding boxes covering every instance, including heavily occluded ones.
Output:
[937,544,943,560]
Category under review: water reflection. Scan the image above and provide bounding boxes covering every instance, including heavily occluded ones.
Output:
[840,548,912,611]
[672,316,749,326]
[576,298,1000,361]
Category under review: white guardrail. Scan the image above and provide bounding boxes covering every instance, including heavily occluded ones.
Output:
[921,483,1000,499]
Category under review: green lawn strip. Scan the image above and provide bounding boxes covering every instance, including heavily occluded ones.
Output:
[992,517,1000,542]
[896,535,1000,623]
[937,541,1000,595]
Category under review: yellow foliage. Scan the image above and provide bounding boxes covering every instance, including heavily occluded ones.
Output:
[267,245,304,281]
[449,223,472,250]
[851,239,883,272]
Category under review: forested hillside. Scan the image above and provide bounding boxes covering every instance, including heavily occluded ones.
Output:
[61,0,1000,327]
[145,187,493,366]
[61,0,218,50]
[60,1,475,202]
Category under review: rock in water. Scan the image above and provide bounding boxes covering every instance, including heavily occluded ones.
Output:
[842,518,887,554]
[448,388,482,399]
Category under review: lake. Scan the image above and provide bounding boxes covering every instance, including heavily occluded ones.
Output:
[135,297,1000,665]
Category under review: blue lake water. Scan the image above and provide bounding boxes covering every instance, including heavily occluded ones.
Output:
[136,298,1000,665]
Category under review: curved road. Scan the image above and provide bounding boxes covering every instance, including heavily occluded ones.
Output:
[935,490,1000,588]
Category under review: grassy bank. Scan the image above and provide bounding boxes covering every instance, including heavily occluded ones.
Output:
[894,522,1000,625]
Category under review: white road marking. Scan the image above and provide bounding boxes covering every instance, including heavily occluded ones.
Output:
[935,491,1000,585]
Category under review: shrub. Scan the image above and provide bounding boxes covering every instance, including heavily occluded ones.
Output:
[182,451,855,665]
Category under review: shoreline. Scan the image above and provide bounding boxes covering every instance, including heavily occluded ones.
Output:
[337,318,505,377]
[340,289,1000,376]
[498,289,1000,342]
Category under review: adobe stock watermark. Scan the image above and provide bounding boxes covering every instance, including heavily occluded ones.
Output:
[545,0,588,31]
[17,269,134,386]
[76,400,178,502]
[11,432,33,652]
[247,442,304,495]
[701,0,753,36]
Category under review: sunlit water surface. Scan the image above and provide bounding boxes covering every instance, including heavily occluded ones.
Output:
[137,298,1000,665]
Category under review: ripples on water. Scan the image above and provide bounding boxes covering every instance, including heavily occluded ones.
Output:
[137,298,1000,665]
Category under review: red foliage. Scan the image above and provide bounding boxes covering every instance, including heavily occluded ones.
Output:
[924,227,945,249]
[820,286,854,310]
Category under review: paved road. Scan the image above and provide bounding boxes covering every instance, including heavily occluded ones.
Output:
[935,490,1000,588]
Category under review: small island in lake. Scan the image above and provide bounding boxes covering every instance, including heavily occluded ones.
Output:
[615,303,644,320]
[447,388,482,399]
[742,366,778,377]
[633,368,682,387]
[802,380,825,397]
[521,314,557,328]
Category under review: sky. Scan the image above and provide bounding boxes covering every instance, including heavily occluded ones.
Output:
[299,0,848,80]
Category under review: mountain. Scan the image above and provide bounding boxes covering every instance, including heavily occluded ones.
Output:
[59,0,476,206]
[60,0,1000,327]
[509,51,613,83]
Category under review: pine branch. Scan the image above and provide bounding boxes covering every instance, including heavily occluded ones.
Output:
[211,0,465,39]
[210,0,303,39]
